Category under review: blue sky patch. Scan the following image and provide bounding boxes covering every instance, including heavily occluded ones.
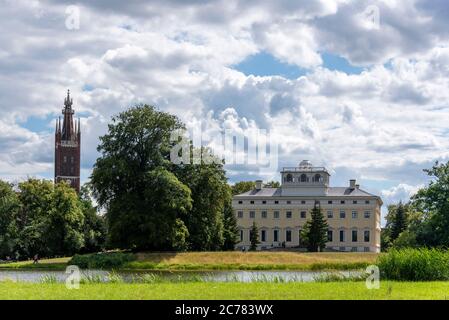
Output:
[234,52,307,79]
[321,52,365,74]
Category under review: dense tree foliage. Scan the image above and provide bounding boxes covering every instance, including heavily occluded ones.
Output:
[390,202,407,241]
[0,179,105,260]
[411,161,449,247]
[91,105,237,251]
[231,181,255,195]
[175,158,228,251]
[301,204,329,252]
[381,161,449,250]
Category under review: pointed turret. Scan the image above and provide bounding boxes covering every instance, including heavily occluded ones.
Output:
[55,89,81,193]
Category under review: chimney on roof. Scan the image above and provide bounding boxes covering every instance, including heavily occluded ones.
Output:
[349,179,356,189]
[355,184,360,189]
[255,180,263,190]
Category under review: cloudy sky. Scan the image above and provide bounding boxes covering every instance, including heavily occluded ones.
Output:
[1,0,449,217]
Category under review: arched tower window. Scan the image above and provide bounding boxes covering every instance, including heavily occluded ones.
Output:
[313,174,322,183]
[300,174,308,182]
[285,174,293,182]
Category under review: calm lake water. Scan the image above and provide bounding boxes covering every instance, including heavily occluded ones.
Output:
[0,269,363,283]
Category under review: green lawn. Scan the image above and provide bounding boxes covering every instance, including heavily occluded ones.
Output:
[0,281,448,300]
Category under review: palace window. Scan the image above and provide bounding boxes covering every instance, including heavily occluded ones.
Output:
[286,211,292,219]
[352,230,358,242]
[353,200,358,204]
[237,211,243,218]
[364,230,370,242]
[327,230,333,242]
[250,200,254,204]
[300,174,308,182]
[274,211,280,219]
[274,200,279,204]
[364,247,370,252]
[261,230,266,242]
[238,200,243,204]
[341,200,345,204]
[328,200,333,204]
[339,230,345,242]
[300,211,306,218]
[351,247,358,252]
[262,200,266,204]
[285,174,293,182]
[340,210,346,219]
[364,211,371,218]
[313,174,322,183]
[261,211,267,218]
[273,230,279,242]
[70,156,74,163]
[327,210,333,218]
[352,211,358,219]
[365,200,370,204]
[240,230,243,242]
[301,200,306,204]
[249,211,255,218]
[286,230,292,242]
[286,200,291,204]
[63,156,67,163]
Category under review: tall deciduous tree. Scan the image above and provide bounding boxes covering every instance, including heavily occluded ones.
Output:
[301,203,329,252]
[0,181,20,258]
[411,161,449,247]
[91,105,192,250]
[44,182,85,256]
[175,155,228,251]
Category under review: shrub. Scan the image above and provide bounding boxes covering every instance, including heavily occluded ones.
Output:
[69,252,136,269]
[377,248,449,281]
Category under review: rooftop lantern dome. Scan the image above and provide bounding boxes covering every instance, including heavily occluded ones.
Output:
[299,160,312,169]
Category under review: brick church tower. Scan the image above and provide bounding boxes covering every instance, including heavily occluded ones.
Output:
[55,90,81,192]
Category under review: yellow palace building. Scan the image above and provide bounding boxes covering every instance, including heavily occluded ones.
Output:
[232,160,382,252]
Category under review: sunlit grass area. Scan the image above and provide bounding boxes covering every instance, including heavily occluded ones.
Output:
[0,257,70,270]
[0,252,379,271]
[128,252,379,270]
[0,281,448,300]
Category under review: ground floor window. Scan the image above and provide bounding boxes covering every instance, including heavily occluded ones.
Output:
[327,230,333,242]
[273,229,279,242]
[261,230,266,242]
[240,230,243,242]
[286,230,292,242]
[352,230,358,242]
[364,247,370,252]
[339,230,345,242]
[364,230,370,242]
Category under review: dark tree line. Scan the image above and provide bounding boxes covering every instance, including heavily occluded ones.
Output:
[0,180,105,260]
[381,161,449,250]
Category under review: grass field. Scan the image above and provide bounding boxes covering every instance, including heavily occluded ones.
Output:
[128,252,378,270]
[0,281,448,300]
[0,252,378,271]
